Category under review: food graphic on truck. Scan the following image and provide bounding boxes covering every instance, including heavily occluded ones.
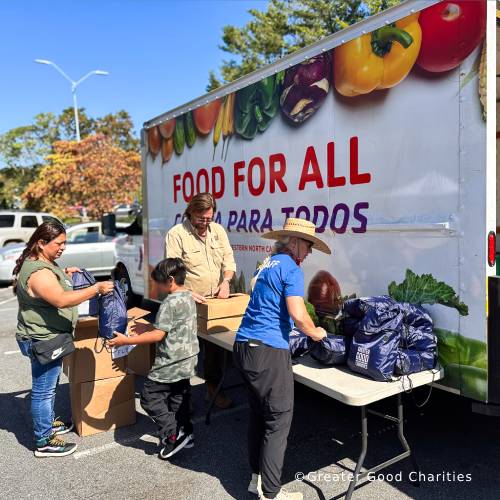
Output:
[115,0,500,406]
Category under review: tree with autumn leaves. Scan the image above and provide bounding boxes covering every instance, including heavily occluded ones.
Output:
[23,134,140,219]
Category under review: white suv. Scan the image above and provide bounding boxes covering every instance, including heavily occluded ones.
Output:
[0,211,61,247]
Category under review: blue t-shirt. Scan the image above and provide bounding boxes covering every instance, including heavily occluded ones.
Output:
[236,253,304,349]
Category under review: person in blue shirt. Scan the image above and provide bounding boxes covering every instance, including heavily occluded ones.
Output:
[233,217,331,500]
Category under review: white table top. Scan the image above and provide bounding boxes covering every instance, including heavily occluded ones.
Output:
[198,331,443,407]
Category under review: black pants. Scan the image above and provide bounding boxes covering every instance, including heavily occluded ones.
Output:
[233,341,294,499]
[140,378,192,441]
[203,339,224,385]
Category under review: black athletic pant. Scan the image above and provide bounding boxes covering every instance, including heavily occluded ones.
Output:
[203,339,224,385]
[140,378,193,441]
[233,340,294,499]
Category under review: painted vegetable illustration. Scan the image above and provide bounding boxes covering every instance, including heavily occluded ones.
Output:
[280,53,331,124]
[147,126,161,159]
[388,269,468,316]
[305,301,319,326]
[193,98,222,135]
[161,137,174,163]
[235,72,284,140]
[184,111,196,148]
[334,13,421,96]
[173,117,185,155]
[416,0,486,73]
[221,93,235,159]
[158,118,176,139]
[307,270,342,315]
[213,100,224,160]
[479,43,486,119]
[435,328,486,400]
[212,93,235,160]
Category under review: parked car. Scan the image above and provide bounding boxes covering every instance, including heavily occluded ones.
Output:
[0,221,127,284]
[0,210,61,247]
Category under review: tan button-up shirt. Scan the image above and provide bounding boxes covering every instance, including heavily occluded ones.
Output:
[165,219,236,297]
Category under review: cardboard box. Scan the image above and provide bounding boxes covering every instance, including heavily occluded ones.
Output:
[64,337,127,384]
[70,374,136,437]
[197,315,244,335]
[127,343,155,376]
[74,316,99,342]
[66,306,153,377]
[196,293,250,319]
[124,316,156,376]
[73,306,151,342]
[196,294,249,334]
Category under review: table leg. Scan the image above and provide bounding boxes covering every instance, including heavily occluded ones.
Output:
[345,405,367,500]
[396,393,420,485]
[205,349,228,425]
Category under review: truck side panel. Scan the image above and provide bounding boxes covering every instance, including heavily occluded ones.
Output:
[142,1,488,401]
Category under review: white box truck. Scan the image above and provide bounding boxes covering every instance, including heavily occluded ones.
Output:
[115,0,499,407]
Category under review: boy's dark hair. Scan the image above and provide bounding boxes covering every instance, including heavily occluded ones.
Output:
[151,258,186,286]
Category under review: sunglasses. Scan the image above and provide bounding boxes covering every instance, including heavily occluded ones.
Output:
[193,216,213,223]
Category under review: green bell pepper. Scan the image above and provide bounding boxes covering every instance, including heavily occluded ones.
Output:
[235,72,284,140]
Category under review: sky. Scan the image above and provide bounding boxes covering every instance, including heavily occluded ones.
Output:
[0,0,267,136]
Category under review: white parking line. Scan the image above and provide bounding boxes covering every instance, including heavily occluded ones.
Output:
[0,296,16,306]
[73,403,248,460]
[4,350,20,355]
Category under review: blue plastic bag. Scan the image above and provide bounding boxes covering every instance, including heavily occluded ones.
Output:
[98,281,127,340]
[289,329,311,358]
[395,348,435,375]
[310,334,348,366]
[347,297,403,381]
[71,269,98,315]
[345,296,437,381]
[399,302,436,352]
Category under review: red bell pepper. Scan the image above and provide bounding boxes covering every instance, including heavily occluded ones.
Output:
[416,0,486,73]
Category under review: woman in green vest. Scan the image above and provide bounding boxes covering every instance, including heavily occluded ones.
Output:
[14,220,113,458]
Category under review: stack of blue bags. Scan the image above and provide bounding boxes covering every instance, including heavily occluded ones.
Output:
[288,296,437,382]
[344,296,436,381]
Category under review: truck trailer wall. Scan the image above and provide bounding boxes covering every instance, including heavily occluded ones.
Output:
[143,2,488,400]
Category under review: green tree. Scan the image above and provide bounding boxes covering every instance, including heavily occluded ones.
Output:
[207,0,401,90]
[23,134,141,219]
[0,166,41,208]
[0,108,139,170]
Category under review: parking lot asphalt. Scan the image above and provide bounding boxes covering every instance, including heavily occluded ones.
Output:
[1,284,500,500]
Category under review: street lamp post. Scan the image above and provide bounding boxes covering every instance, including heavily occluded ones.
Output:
[35,59,109,141]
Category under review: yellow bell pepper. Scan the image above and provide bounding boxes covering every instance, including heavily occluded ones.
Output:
[334,13,421,97]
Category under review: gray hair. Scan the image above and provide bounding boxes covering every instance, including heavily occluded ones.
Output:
[272,236,292,255]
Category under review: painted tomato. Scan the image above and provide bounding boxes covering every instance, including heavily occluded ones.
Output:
[416,0,486,72]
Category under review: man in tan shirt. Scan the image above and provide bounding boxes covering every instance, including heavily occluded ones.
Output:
[165,192,236,408]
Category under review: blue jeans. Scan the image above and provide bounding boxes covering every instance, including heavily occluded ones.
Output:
[17,338,63,444]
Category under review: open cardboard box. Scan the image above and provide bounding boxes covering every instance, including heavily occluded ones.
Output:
[64,307,152,380]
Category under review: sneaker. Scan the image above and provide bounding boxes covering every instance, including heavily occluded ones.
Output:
[260,489,303,500]
[184,433,195,449]
[205,382,232,409]
[248,473,262,495]
[34,435,77,458]
[52,418,74,436]
[159,428,192,459]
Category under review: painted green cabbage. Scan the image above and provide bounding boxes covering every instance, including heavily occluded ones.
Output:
[435,328,487,401]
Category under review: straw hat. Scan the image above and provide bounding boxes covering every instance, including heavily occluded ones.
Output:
[262,217,331,254]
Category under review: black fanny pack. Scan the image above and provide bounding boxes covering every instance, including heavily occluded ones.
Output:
[31,333,75,365]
